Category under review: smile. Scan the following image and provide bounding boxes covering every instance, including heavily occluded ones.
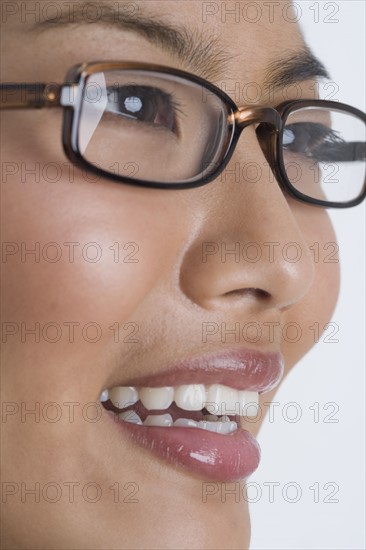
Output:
[100,349,284,482]
[101,383,260,431]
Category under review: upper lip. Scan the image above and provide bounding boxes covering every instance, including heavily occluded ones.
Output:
[109,349,284,394]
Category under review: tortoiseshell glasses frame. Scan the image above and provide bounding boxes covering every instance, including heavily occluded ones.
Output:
[1,61,365,208]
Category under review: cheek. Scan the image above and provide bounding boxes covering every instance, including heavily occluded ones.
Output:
[282,207,340,372]
[1,171,185,401]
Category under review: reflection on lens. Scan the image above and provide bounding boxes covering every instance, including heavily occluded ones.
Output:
[78,70,232,184]
[283,107,366,204]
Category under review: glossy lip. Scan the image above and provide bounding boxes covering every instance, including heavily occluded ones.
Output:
[114,419,261,482]
[103,349,283,482]
[107,349,285,394]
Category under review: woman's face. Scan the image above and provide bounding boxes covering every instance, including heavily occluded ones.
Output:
[1,1,340,548]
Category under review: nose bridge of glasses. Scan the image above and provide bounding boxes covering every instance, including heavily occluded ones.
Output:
[233,106,281,130]
[230,106,281,172]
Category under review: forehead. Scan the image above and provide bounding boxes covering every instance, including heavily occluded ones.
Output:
[3,0,324,99]
[3,1,305,54]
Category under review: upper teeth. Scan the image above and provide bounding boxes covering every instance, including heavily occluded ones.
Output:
[101,384,259,417]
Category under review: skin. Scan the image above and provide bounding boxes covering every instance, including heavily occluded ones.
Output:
[0,1,341,548]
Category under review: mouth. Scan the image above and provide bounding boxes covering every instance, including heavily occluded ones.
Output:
[100,349,284,482]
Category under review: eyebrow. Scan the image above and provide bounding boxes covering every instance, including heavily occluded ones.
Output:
[32,1,330,88]
[265,50,330,90]
[31,1,232,81]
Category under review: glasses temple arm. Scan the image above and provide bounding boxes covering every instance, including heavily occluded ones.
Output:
[0,83,79,109]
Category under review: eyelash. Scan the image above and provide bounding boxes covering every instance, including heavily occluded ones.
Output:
[283,122,345,162]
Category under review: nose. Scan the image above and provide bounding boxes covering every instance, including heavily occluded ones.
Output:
[179,128,315,313]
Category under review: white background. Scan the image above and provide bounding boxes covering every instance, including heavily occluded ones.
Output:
[250,2,365,549]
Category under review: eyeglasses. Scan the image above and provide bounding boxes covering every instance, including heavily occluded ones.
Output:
[1,61,365,208]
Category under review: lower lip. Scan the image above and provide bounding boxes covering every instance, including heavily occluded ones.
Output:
[114,416,261,482]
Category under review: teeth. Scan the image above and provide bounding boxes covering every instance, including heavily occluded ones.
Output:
[197,420,219,433]
[174,416,238,434]
[198,420,238,434]
[205,384,240,416]
[119,410,142,424]
[109,386,138,409]
[103,383,259,418]
[174,384,206,411]
[239,390,259,417]
[99,389,109,402]
[217,421,238,435]
[173,418,198,428]
[144,414,173,427]
[139,387,174,410]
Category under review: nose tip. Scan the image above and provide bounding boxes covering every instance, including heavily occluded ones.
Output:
[179,235,315,313]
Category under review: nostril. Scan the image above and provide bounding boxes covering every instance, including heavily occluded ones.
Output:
[223,288,271,300]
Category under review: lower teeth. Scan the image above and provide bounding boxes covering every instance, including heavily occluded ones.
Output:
[118,411,238,434]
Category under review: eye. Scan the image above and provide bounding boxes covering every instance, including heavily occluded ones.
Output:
[282,122,346,162]
[106,85,178,133]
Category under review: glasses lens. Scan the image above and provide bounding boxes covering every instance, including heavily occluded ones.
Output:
[77,69,231,184]
[282,106,365,204]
